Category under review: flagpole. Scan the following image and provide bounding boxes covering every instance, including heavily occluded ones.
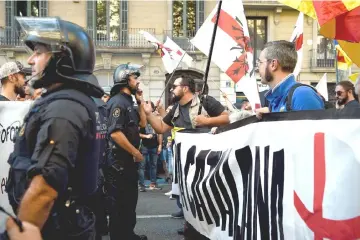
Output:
[335,43,339,84]
[198,0,223,115]
[155,43,193,108]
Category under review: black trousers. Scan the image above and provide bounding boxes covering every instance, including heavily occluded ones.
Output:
[108,157,139,240]
[86,187,109,240]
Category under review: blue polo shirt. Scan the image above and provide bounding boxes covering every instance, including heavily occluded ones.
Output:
[265,74,324,112]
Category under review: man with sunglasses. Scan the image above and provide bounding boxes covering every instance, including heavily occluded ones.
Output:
[256,40,324,114]
[0,61,31,101]
[335,81,360,108]
[143,75,229,237]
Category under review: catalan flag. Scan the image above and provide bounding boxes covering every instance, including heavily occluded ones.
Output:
[334,40,352,70]
[278,0,360,67]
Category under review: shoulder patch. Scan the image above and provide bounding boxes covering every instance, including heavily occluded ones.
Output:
[112,108,121,118]
[18,123,26,137]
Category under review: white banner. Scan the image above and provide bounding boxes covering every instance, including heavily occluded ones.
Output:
[0,102,32,231]
[174,109,360,239]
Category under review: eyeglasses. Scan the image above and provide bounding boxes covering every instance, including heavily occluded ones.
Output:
[256,59,273,67]
[0,206,23,232]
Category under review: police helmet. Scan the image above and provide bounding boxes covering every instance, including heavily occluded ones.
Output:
[111,63,142,96]
[16,17,103,98]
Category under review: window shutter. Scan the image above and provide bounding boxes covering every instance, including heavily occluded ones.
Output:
[196,0,204,30]
[39,0,48,17]
[87,0,96,39]
[120,0,128,46]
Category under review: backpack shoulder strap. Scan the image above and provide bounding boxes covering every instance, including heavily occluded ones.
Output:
[285,83,318,111]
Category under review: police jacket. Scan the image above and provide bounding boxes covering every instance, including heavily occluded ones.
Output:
[6,86,100,214]
[107,92,141,158]
[92,97,108,167]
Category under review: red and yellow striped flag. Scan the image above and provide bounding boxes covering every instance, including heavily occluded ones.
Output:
[278,0,360,67]
[335,40,352,70]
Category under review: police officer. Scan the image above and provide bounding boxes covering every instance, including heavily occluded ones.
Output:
[89,90,109,240]
[2,17,104,240]
[106,63,147,240]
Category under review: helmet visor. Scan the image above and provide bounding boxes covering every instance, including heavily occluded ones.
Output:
[16,17,68,52]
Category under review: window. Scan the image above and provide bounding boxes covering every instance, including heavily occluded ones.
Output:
[316,36,335,68]
[172,0,204,38]
[247,17,267,69]
[4,0,47,46]
[87,0,128,46]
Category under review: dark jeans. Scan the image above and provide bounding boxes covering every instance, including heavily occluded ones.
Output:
[139,147,158,184]
[108,156,139,240]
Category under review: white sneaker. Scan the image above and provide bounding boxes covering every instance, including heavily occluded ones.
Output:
[165,190,172,196]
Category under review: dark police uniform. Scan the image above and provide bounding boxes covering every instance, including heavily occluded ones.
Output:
[5,86,100,240]
[88,97,109,240]
[106,91,141,240]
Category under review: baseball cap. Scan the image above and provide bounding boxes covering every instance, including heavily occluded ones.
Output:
[0,61,32,80]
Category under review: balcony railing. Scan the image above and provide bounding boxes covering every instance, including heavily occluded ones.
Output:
[0,27,23,47]
[310,49,335,69]
[86,28,156,48]
[163,30,196,52]
[0,27,156,49]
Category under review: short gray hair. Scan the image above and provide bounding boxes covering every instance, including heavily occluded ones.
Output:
[263,40,297,73]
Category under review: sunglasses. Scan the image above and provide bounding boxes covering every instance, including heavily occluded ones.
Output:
[171,84,188,90]
[336,91,345,96]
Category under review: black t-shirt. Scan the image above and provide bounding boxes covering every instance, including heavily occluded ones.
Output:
[163,95,225,128]
[140,124,158,149]
[0,95,10,101]
[344,100,360,108]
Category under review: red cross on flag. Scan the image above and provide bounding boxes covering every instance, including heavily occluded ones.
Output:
[290,12,304,78]
[139,30,193,73]
[191,0,261,110]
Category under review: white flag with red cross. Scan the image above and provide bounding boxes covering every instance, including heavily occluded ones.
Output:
[190,0,261,111]
[290,12,304,78]
[139,30,193,73]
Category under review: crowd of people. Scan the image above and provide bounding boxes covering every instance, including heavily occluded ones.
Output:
[0,17,359,240]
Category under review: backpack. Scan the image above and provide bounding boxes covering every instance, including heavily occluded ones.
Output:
[264,83,325,112]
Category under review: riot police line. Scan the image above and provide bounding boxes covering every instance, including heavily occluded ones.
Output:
[0,16,150,240]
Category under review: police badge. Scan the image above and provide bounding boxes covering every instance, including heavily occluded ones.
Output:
[113,108,121,118]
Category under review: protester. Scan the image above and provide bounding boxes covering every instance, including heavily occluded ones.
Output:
[0,61,31,101]
[355,75,360,102]
[335,81,360,108]
[255,40,324,118]
[2,17,104,240]
[143,76,229,237]
[138,101,163,191]
[106,63,147,240]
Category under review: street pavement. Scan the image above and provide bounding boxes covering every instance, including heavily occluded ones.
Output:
[103,184,184,240]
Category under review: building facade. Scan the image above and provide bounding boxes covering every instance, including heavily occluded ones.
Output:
[0,0,355,105]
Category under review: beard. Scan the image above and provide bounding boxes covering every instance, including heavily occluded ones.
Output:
[337,97,347,106]
[14,84,25,97]
[129,85,138,95]
[171,92,182,103]
[264,65,273,83]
